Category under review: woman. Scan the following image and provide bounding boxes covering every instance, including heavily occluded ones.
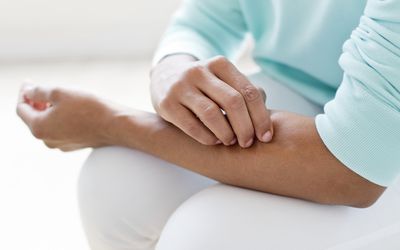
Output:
[17,0,400,249]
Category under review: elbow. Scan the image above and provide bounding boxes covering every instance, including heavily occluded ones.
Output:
[317,191,382,209]
[352,184,386,208]
[345,178,386,208]
[316,181,386,209]
[349,195,380,209]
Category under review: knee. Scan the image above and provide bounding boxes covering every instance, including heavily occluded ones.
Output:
[156,184,344,250]
[155,184,264,250]
[78,146,135,214]
[78,146,215,250]
[78,146,161,250]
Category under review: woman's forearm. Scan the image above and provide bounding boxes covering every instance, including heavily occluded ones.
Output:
[106,109,385,208]
[15,84,383,207]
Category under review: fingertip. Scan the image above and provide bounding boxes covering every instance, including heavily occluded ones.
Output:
[243,137,254,148]
[258,115,273,143]
[261,130,272,143]
[16,101,36,125]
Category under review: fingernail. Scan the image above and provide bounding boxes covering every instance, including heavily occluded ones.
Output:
[261,131,272,143]
[229,138,237,145]
[216,140,222,145]
[244,138,253,148]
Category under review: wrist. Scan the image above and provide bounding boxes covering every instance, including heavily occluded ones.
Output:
[92,99,129,147]
[102,107,162,149]
[100,107,130,147]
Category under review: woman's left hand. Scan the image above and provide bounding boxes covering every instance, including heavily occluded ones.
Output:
[16,84,116,151]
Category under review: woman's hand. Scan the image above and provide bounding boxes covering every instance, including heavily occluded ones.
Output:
[16,84,116,151]
[150,54,272,148]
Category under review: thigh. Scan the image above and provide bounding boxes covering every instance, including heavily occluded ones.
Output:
[156,183,400,250]
[78,146,216,250]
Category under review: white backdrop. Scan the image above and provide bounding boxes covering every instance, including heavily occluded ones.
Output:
[0,0,181,61]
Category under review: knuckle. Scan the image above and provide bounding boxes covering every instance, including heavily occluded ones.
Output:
[170,80,184,91]
[210,55,229,65]
[49,87,63,101]
[158,98,174,114]
[241,85,261,103]
[182,64,206,79]
[162,82,184,103]
[208,56,230,71]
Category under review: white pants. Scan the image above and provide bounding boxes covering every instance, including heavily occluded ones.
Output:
[78,73,400,250]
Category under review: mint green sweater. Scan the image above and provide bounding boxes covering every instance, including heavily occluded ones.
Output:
[153,0,400,187]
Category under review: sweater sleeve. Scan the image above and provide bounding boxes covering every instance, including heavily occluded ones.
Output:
[315,0,400,186]
[152,0,247,65]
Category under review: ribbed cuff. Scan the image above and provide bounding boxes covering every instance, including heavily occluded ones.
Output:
[315,77,400,187]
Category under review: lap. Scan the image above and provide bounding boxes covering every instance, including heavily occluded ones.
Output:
[156,183,400,250]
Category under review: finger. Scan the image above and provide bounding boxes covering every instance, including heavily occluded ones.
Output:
[240,84,273,142]
[166,104,220,146]
[180,89,236,146]
[22,85,57,107]
[16,102,43,128]
[19,87,47,111]
[257,87,267,104]
[33,102,51,111]
[195,72,254,148]
[18,85,51,117]
[208,59,273,143]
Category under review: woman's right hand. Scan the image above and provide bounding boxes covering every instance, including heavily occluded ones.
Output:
[150,54,273,148]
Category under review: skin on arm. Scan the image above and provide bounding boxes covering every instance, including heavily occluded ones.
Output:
[108,109,385,208]
[16,85,385,208]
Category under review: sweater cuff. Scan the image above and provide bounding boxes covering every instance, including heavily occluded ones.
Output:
[315,76,400,187]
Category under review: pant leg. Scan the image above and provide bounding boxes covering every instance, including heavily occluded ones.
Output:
[156,183,400,250]
[154,74,400,249]
[78,146,216,250]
